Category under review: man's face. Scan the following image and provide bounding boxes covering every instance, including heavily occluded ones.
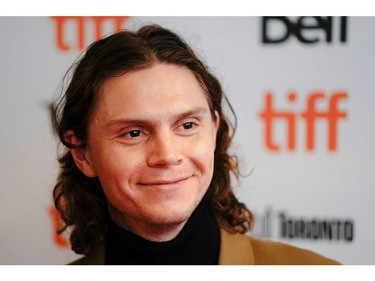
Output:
[82,63,219,238]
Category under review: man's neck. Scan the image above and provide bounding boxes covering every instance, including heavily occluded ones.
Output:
[104,199,221,265]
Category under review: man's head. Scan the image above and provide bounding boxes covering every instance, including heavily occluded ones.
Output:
[52,25,253,255]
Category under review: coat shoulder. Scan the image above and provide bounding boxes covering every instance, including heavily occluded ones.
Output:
[248,236,340,265]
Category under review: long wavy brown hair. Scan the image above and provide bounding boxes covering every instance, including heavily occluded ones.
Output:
[51,24,254,256]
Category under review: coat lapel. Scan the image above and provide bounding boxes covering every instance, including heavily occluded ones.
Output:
[218,228,255,265]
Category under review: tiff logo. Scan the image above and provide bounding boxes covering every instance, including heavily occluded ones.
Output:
[48,204,69,248]
[51,16,130,52]
[259,91,348,152]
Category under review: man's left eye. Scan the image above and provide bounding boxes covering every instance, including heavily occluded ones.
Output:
[124,130,143,138]
[182,122,194,130]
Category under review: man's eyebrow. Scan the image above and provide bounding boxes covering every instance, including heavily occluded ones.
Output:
[175,107,209,120]
[105,118,149,129]
[105,107,209,128]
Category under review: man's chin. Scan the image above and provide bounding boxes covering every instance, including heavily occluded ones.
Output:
[132,211,191,242]
[145,208,192,227]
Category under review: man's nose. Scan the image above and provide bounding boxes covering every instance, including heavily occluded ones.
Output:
[146,131,183,167]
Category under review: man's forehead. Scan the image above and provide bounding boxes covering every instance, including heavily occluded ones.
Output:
[91,63,213,125]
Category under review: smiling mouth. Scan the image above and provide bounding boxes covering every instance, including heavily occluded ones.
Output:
[139,176,190,186]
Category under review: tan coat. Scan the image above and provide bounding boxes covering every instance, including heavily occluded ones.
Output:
[71,228,340,265]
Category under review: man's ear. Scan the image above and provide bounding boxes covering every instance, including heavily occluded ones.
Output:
[65,130,97,178]
[214,110,220,135]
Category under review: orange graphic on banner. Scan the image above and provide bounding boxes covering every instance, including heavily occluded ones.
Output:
[51,16,130,52]
[259,91,348,152]
[48,204,70,248]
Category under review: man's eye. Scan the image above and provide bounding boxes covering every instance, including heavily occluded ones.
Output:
[182,122,194,130]
[126,130,142,138]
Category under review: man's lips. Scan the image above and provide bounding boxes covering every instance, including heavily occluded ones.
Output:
[138,176,190,186]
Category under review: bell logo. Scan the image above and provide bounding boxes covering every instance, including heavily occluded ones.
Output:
[51,16,130,52]
[259,91,348,152]
[262,17,348,44]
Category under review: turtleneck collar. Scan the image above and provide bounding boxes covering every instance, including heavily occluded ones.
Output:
[105,199,220,265]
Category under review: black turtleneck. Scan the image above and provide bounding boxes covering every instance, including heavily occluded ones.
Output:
[105,199,220,265]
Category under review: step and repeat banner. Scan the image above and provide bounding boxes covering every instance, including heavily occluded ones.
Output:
[0,16,374,265]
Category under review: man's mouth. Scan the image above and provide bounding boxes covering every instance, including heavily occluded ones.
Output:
[138,176,190,186]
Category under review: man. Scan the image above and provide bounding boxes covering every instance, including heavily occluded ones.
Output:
[51,24,339,265]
